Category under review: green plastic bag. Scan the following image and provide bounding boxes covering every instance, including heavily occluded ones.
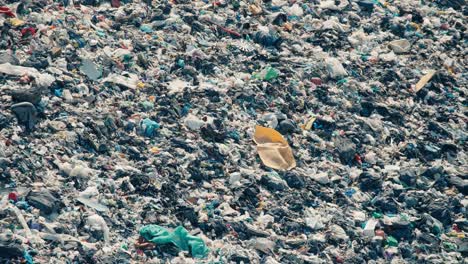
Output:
[253,66,279,81]
[139,225,209,258]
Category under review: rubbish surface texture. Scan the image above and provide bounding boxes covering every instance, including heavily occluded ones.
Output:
[0,0,466,263]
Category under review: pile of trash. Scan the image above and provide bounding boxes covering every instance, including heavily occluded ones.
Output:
[0,0,466,263]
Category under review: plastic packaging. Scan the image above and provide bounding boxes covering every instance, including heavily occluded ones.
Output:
[139,225,209,258]
[253,125,296,170]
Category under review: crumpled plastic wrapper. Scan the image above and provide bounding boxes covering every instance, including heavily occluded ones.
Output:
[253,125,296,170]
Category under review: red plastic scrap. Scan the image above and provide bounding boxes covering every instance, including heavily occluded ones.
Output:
[21,27,36,37]
[217,25,241,37]
[335,256,344,263]
[111,0,121,8]
[0,6,15,17]
[19,75,31,84]
[311,77,322,86]
[8,192,18,202]
[452,224,461,232]
[354,154,362,164]
[135,237,155,249]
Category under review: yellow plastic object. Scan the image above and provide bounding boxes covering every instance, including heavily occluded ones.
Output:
[249,4,262,15]
[254,125,288,145]
[9,18,25,27]
[409,22,420,31]
[253,126,296,170]
[300,116,316,131]
[414,70,436,93]
[149,146,160,154]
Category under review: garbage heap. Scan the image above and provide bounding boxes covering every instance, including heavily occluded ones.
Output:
[0,0,466,263]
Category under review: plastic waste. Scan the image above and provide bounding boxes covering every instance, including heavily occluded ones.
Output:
[288,4,304,17]
[76,197,109,213]
[0,6,15,17]
[184,114,207,130]
[247,238,276,254]
[139,225,209,258]
[388,39,411,54]
[253,125,296,170]
[23,251,34,264]
[102,73,139,89]
[0,240,23,258]
[300,115,316,130]
[386,236,398,247]
[80,59,102,81]
[326,58,348,78]
[87,214,110,244]
[140,118,160,137]
[9,18,25,27]
[253,28,282,47]
[0,1,466,263]
[26,189,60,215]
[253,66,279,81]
[363,219,379,237]
[414,70,436,93]
[0,63,55,88]
[10,102,38,131]
[167,79,189,94]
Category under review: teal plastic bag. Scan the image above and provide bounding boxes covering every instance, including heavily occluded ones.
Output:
[139,225,209,258]
[23,250,34,264]
[140,118,160,137]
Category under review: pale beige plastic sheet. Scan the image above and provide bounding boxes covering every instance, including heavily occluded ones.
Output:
[253,125,296,170]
